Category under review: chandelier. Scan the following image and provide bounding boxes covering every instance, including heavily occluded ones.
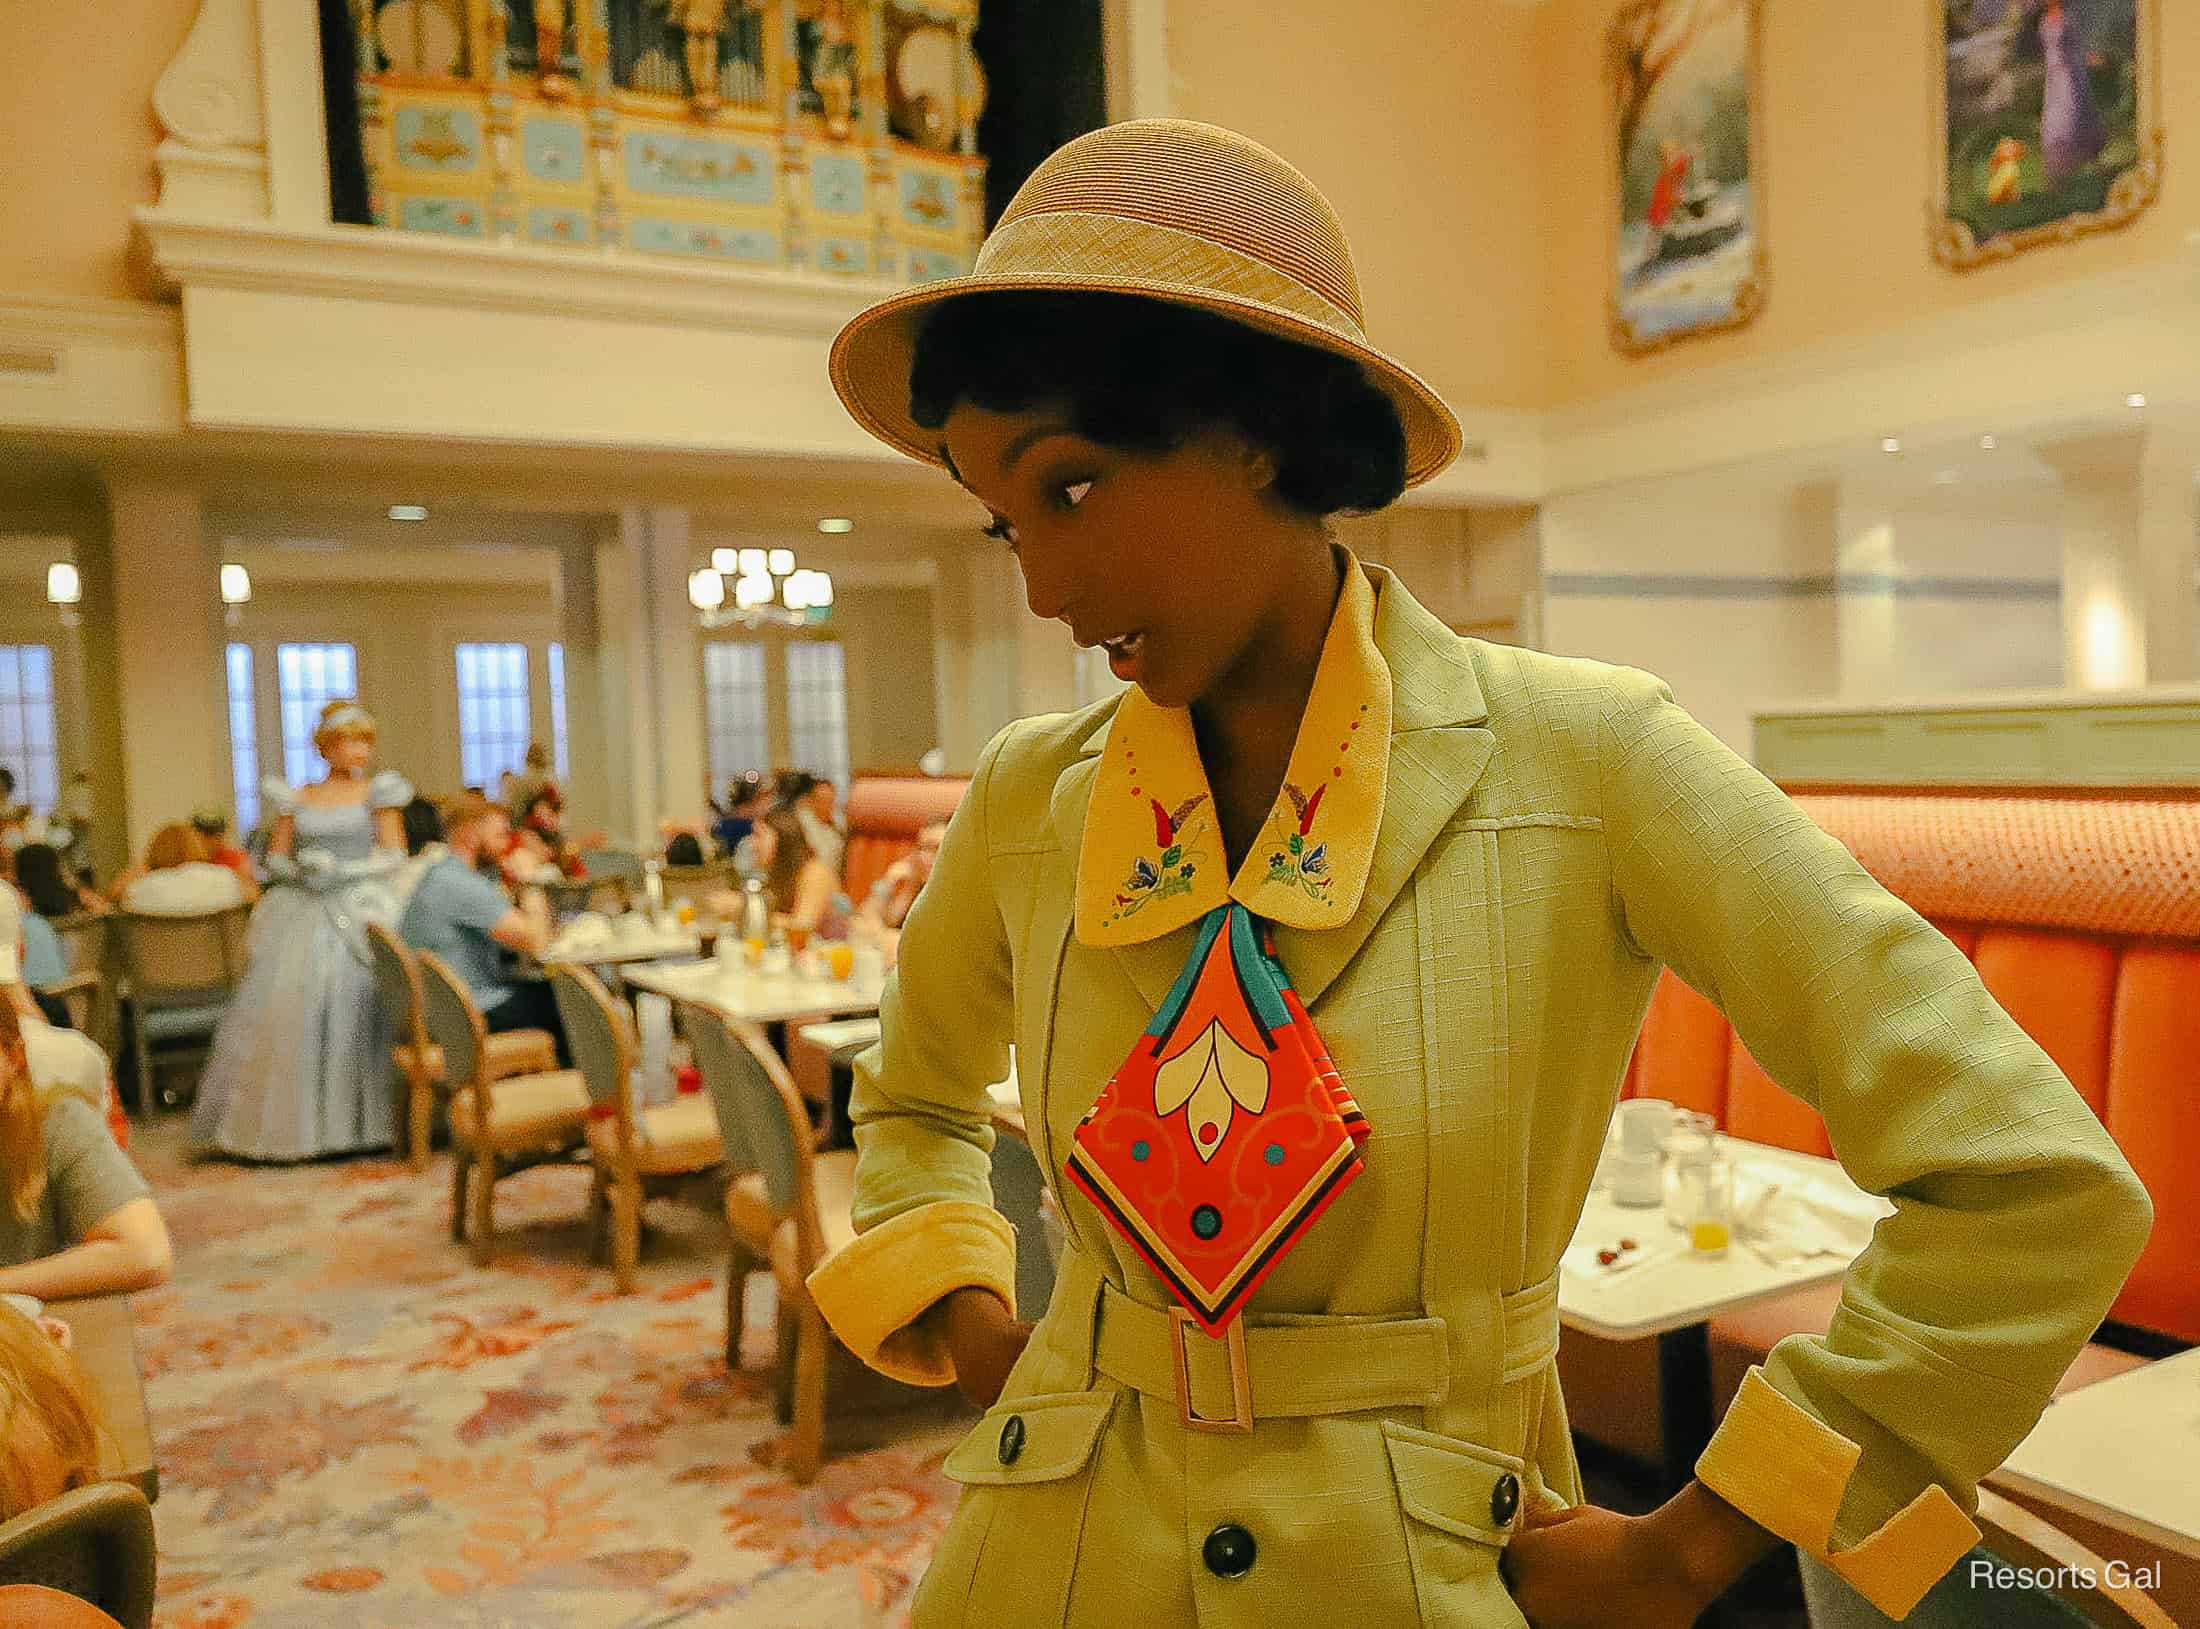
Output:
[689,548,834,629]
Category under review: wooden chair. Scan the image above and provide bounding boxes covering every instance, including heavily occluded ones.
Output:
[548,964,722,1294]
[0,1482,155,1629]
[1798,1486,2177,1628]
[44,914,113,1056]
[109,907,251,1113]
[658,862,734,916]
[412,952,589,1266]
[365,923,560,1170]
[0,1585,129,1627]
[677,996,855,1483]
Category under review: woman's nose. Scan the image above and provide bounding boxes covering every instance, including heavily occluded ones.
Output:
[1016,555,1077,625]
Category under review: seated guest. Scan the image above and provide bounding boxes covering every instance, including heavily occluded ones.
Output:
[513,786,583,879]
[399,794,564,1060]
[0,1301,105,1522]
[855,821,945,969]
[13,844,105,921]
[775,771,847,876]
[393,796,447,910]
[505,741,555,819]
[0,1002,172,1302]
[712,771,767,857]
[113,824,255,914]
[189,808,252,879]
[663,831,706,869]
[0,893,116,1111]
[714,808,846,942]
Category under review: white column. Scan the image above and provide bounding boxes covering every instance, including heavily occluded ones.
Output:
[1102,0,1174,121]
[2138,431,2199,684]
[2041,431,2147,692]
[596,511,656,845]
[555,534,612,840]
[1833,479,1901,698]
[643,506,707,828]
[99,478,230,851]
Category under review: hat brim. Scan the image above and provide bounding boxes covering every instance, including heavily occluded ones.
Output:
[829,270,1463,491]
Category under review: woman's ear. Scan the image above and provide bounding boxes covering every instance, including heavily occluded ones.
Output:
[1242,442,1279,492]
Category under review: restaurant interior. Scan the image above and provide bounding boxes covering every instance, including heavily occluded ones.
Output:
[0,2,2196,1626]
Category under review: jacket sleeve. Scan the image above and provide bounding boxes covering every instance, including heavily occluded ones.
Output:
[806,725,1020,1387]
[1598,667,2154,1621]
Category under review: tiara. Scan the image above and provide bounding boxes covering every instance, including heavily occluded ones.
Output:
[320,703,375,732]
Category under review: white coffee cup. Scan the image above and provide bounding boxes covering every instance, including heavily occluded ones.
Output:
[1615,1097,1675,1155]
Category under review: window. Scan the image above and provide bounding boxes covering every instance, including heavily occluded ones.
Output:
[703,641,770,794]
[226,643,259,831]
[277,643,360,786]
[784,639,850,793]
[0,645,58,814]
[547,642,571,779]
[455,642,531,789]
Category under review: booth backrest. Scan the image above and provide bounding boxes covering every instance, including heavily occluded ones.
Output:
[1623,793,2200,1344]
[841,774,970,903]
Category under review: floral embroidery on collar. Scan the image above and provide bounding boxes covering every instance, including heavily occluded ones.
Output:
[1076,554,1392,947]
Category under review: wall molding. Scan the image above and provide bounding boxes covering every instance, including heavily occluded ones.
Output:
[0,295,185,438]
[1547,571,2064,601]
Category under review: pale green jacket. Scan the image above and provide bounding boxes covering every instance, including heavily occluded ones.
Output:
[808,562,2152,1627]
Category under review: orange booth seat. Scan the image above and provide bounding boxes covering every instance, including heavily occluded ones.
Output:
[1562,791,2200,1466]
[839,774,971,906]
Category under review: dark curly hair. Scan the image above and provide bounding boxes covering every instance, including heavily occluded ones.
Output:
[908,291,1408,518]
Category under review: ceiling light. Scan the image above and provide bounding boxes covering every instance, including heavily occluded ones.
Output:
[387,504,428,522]
[734,573,775,610]
[1979,434,1998,451]
[783,573,814,611]
[687,569,725,612]
[808,570,834,608]
[2126,392,2148,409]
[817,517,855,535]
[45,562,81,607]
[1880,437,1901,454]
[767,548,795,575]
[737,548,768,575]
[220,563,252,605]
[710,546,738,573]
[1934,469,1962,485]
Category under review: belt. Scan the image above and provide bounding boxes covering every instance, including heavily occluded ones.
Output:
[1052,1251,1561,1435]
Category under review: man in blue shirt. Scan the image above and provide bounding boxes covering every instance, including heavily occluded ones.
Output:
[399,793,565,1061]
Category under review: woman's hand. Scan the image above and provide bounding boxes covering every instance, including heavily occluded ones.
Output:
[935,1285,1032,1409]
[1501,1502,1708,1629]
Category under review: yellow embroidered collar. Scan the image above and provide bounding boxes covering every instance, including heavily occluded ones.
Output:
[1076,554,1392,947]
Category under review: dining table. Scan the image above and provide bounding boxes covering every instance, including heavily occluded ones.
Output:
[621,956,884,1026]
[47,1292,158,1503]
[539,923,700,968]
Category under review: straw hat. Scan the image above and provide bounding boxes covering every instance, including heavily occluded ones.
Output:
[829,119,1463,488]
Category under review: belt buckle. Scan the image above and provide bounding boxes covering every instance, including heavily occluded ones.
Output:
[1169,1307,1254,1434]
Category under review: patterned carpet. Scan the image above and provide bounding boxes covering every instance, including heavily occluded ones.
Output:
[128,1116,970,1629]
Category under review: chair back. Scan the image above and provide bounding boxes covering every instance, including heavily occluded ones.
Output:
[680,999,827,1270]
[582,848,645,883]
[364,923,429,1056]
[547,963,636,1144]
[412,950,486,1094]
[658,863,733,914]
[111,908,250,1012]
[0,1585,130,1627]
[0,1481,156,1629]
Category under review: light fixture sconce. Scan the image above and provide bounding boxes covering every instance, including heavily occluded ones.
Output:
[220,562,252,626]
[46,561,81,628]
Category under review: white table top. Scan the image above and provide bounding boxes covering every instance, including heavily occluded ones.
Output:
[542,927,699,966]
[1558,1136,1888,1341]
[796,1018,884,1053]
[1990,1346,2200,1559]
[623,957,882,1025]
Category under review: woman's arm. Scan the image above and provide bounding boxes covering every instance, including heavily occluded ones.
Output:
[786,859,837,934]
[267,813,296,859]
[373,807,404,853]
[804,727,1021,1391]
[1595,667,2152,1620]
[0,1197,172,1299]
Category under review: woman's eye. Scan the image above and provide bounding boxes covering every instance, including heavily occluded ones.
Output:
[982,515,1019,550]
[1060,479,1094,509]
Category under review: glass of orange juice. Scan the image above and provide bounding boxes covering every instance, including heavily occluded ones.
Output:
[785,924,813,957]
[827,941,855,982]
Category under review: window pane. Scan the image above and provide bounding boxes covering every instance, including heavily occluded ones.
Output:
[455,642,532,790]
[0,645,62,817]
[226,642,259,831]
[276,642,361,787]
[783,639,850,795]
[703,641,770,794]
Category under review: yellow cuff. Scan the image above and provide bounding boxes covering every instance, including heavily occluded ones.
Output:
[1696,1368,1982,1621]
[804,1200,1017,1387]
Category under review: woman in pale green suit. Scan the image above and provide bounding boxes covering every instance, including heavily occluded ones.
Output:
[806,121,2152,1628]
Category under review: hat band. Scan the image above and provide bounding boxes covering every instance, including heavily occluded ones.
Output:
[970,211,1372,346]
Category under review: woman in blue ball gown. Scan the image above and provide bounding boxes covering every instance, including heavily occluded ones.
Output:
[191,699,414,1161]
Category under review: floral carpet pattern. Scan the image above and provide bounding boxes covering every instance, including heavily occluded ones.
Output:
[130,1119,969,1628]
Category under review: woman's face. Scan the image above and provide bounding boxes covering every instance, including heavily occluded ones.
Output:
[941,403,1286,710]
[323,731,374,776]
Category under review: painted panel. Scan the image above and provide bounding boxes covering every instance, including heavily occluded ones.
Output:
[905,247,964,282]
[626,218,780,264]
[810,153,867,215]
[526,205,593,246]
[624,132,775,204]
[898,168,958,233]
[398,195,487,236]
[393,104,482,173]
[813,237,870,275]
[523,117,589,184]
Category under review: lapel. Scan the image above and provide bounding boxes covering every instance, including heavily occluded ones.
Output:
[1046,564,1496,1015]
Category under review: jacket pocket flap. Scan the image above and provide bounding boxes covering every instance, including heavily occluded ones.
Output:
[1382,1422,1527,1547]
[943,1390,1118,1488]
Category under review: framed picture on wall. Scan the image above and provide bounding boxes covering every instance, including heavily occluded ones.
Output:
[1933,0,2162,270]
[1606,0,1767,355]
